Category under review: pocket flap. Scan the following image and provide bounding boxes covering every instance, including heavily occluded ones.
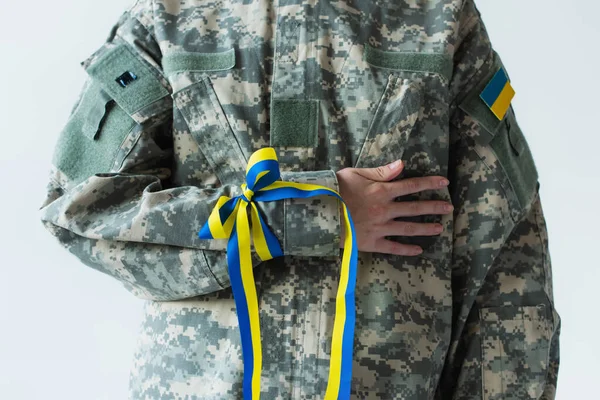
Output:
[363,43,453,81]
[163,48,236,75]
[84,43,170,116]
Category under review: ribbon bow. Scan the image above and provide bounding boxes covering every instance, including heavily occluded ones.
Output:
[199,147,357,400]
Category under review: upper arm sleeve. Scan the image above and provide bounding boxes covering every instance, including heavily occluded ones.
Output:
[38,0,341,301]
[441,1,560,398]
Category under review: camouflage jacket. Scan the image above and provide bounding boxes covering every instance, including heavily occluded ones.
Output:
[39,0,560,399]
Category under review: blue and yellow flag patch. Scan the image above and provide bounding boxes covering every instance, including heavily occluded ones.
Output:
[480,67,515,120]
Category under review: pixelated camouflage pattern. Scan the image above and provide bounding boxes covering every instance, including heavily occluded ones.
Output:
[39,0,560,398]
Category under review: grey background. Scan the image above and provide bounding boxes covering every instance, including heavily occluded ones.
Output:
[0,0,597,398]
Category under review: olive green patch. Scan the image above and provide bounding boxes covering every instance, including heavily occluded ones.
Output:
[363,43,453,81]
[87,44,169,115]
[163,48,236,75]
[52,80,136,185]
[270,99,319,147]
[490,106,538,211]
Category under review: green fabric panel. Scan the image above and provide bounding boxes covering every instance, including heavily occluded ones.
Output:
[52,81,137,184]
[87,44,169,115]
[506,108,525,155]
[163,49,235,75]
[490,107,538,210]
[270,99,319,147]
[363,43,453,81]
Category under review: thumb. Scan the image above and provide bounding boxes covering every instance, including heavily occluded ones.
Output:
[355,159,404,182]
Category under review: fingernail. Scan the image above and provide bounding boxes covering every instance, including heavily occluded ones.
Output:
[388,160,403,170]
[439,179,449,187]
[445,204,454,211]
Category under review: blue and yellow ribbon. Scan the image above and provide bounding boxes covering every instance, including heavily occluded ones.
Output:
[198,147,357,399]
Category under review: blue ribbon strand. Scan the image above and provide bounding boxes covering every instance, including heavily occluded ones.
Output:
[198,147,358,399]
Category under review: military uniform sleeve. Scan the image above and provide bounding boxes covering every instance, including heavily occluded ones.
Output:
[38,0,341,302]
[439,1,561,398]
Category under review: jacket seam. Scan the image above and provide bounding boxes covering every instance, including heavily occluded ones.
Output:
[531,189,556,328]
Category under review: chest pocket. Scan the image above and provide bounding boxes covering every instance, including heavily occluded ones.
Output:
[458,51,539,222]
[354,43,454,260]
[165,49,248,186]
[354,43,453,169]
[354,74,423,168]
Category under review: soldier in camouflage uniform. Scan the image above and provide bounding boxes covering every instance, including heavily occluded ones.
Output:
[39,0,560,398]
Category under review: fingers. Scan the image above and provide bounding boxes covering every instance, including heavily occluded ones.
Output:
[376,176,449,198]
[375,238,423,256]
[354,159,405,182]
[379,221,444,237]
[389,200,454,218]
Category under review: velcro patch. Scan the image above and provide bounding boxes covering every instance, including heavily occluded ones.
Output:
[163,48,236,75]
[270,99,319,147]
[87,44,169,115]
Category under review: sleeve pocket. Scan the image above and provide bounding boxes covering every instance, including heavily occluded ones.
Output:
[458,51,539,221]
[479,304,552,400]
[52,41,171,187]
[491,105,539,215]
[52,78,137,186]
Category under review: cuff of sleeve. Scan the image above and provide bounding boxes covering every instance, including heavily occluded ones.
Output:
[276,169,342,258]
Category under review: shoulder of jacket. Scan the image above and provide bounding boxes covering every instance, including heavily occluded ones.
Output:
[126,0,157,38]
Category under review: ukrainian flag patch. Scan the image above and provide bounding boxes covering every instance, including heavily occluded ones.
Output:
[480,67,515,120]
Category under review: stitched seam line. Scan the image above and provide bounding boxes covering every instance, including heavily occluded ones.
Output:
[532,191,555,327]
[314,281,324,395]
[202,250,227,289]
[355,73,397,167]
[480,312,487,400]
[204,77,247,167]
[112,118,141,171]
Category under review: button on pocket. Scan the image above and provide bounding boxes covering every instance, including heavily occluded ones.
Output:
[480,305,552,400]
